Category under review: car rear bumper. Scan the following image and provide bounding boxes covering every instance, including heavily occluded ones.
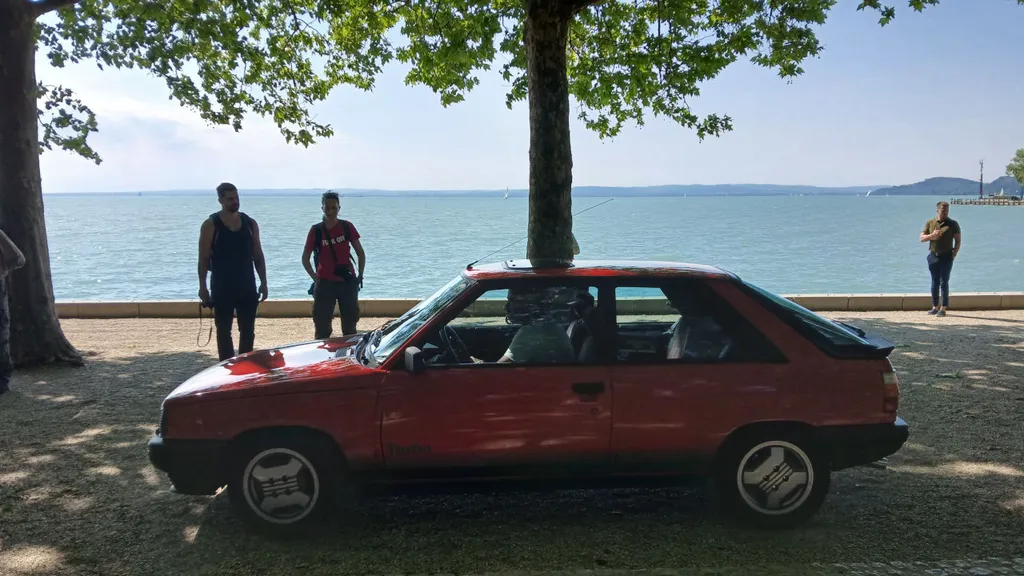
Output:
[148,435,228,495]
[821,416,910,471]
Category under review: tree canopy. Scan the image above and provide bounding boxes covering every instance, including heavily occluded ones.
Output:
[1006,148,1024,187]
[33,0,989,165]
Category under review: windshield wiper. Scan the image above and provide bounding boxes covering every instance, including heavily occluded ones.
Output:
[357,329,383,366]
[354,331,373,364]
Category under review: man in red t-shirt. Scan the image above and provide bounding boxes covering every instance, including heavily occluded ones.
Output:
[302,191,366,337]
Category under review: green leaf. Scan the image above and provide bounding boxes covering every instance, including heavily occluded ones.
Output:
[36,83,101,164]
[29,0,1024,163]
[564,0,835,140]
[35,0,404,153]
[393,0,509,106]
[1007,148,1024,185]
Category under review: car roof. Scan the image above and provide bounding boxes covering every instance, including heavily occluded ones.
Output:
[463,259,738,281]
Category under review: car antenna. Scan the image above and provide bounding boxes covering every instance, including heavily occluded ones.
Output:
[466,197,614,269]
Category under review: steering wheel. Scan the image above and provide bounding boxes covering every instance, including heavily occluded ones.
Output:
[438,325,472,364]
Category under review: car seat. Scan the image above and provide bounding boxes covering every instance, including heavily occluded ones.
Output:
[577,307,615,363]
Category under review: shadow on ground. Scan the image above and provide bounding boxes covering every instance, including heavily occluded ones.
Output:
[0,314,1022,575]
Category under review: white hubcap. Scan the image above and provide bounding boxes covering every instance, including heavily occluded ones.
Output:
[736,440,813,515]
[242,448,320,524]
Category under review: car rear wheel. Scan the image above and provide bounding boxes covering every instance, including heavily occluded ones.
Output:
[715,429,830,529]
[226,432,342,536]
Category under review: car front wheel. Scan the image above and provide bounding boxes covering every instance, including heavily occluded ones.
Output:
[715,429,830,529]
[227,432,341,535]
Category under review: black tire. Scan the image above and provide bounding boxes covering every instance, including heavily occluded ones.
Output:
[226,431,343,536]
[714,428,830,529]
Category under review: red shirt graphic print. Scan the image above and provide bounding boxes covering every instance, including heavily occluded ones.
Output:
[304,220,360,281]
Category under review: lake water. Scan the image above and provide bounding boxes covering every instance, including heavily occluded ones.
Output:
[42,194,1022,301]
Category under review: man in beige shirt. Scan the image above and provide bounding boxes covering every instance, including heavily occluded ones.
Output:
[0,229,26,395]
[919,201,961,317]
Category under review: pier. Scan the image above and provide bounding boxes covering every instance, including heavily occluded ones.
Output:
[950,196,1024,206]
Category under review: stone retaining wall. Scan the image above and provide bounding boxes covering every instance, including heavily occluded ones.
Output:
[54,292,1024,318]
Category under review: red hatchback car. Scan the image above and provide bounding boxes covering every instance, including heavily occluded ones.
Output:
[148,259,908,534]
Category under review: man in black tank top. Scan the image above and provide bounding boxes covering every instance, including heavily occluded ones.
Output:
[198,183,269,361]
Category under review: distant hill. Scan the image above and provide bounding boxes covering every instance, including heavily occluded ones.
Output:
[329,184,883,197]
[54,184,883,198]
[52,178,1024,197]
[871,176,1022,196]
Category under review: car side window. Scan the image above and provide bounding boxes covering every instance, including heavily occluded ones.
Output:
[614,281,784,364]
[424,283,609,367]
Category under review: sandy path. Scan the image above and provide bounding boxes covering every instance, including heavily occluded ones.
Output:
[1,311,1022,575]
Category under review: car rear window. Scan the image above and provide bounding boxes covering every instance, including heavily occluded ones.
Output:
[740,281,873,352]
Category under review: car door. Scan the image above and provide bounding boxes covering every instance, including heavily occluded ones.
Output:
[380,364,611,472]
[378,280,613,476]
[608,278,789,470]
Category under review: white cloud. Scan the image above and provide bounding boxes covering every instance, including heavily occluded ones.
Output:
[36,62,358,193]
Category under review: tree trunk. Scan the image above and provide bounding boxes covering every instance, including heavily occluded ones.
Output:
[0,0,84,367]
[523,0,574,261]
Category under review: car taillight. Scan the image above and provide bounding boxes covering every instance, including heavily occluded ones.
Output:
[883,371,900,414]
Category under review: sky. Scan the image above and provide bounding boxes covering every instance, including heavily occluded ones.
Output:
[35,0,1024,193]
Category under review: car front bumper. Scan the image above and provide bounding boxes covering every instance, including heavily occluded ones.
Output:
[148,434,228,495]
[822,416,910,471]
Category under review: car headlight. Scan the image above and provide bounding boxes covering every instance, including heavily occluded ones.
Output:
[158,405,168,436]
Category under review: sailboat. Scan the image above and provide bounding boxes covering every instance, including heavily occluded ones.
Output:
[503,188,509,199]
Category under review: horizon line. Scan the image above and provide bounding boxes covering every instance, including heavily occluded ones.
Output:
[42,175,1022,195]
[45,182,893,195]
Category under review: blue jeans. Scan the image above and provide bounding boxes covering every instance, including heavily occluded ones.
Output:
[927,252,954,308]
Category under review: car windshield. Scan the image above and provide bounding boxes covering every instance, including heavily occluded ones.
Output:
[742,281,870,347]
[369,274,474,365]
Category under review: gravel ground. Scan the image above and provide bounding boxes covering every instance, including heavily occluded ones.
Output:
[1,311,1023,576]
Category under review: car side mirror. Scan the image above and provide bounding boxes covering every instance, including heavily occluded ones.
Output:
[404,346,426,374]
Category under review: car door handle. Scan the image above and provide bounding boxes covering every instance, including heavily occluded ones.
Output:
[572,382,605,395]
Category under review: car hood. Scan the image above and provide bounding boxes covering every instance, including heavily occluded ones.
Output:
[166,334,378,401]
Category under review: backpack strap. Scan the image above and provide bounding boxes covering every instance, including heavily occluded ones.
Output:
[239,212,253,236]
[311,224,323,268]
[322,222,343,264]
[209,213,254,267]
[208,212,222,234]
[208,213,221,264]
[210,212,251,249]
[312,220,356,275]
[340,220,358,272]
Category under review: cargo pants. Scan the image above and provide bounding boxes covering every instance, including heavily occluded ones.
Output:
[312,278,360,338]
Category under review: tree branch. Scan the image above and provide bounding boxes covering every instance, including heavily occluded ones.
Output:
[30,0,80,18]
[568,0,602,16]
